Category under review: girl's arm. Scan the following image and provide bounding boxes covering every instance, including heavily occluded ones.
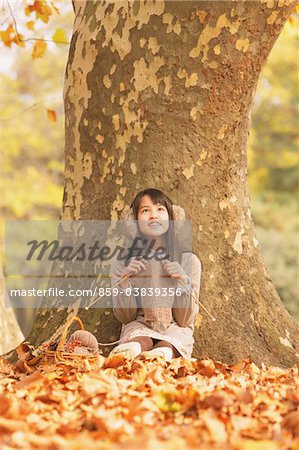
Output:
[110,257,138,324]
[173,253,201,329]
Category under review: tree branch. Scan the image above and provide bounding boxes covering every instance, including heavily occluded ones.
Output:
[0,101,44,122]
[6,1,70,46]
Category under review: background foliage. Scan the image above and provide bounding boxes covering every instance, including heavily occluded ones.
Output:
[1,2,298,334]
[248,22,298,322]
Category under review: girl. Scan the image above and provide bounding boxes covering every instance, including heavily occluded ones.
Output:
[107,188,201,363]
[69,188,201,364]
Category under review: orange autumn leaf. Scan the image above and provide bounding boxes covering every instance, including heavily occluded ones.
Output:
[0,342,298,450]
[14,371,46,390]
[230,358,252,373]
[25,1,53,24]
[0,25,24,48]
[16,342,35,361]
[131,364,149,387]
[12,34,25,48]
[46,109,57,122]
[194,358,216,377]
[0,417,27,433]
[281,410,299,436]
[289,3,299,26]
[201,410,228,443]
[0,25,15,47]
[32,40,47,59]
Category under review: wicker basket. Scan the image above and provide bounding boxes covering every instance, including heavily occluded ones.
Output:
[44,316,102,370]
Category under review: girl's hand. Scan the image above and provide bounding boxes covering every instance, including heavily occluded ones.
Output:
[121,257,146,277]
[119,257,146,289]
[161,259,188,280]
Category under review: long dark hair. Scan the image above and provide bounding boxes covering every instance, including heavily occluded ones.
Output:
[129,188,182,263]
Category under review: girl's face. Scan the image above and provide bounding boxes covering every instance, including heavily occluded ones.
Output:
[137,195,169,238]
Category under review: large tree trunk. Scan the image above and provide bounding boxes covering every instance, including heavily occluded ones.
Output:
[0,304,24,355]
[1,269,24,354]
[27,0,299,367]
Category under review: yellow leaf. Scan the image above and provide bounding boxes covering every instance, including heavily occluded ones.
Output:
[47,109,57,123]
[154,391,181,413]
[182,164,194,179]
[194,314,203,329]
[52,28,67,44]
[239,440,280,450]
[32,40,47,59]
[26,21,35,30]
[24,5,31,16]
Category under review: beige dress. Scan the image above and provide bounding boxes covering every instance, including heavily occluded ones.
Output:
[111,252,201,359]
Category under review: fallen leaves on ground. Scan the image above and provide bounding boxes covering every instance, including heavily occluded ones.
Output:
[0,354,298,450]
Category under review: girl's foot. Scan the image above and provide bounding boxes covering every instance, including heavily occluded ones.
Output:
[104,342,142,369]
[139,346,174,362]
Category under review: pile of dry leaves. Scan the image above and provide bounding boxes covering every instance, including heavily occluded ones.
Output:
[0,346,298,450]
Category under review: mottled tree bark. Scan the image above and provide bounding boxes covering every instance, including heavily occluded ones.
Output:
[27,0,299,367]
[1,269,24,354]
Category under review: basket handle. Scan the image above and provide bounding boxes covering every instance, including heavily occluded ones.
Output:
[57,315,84,352]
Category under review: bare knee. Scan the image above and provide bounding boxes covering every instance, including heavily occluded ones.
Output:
[125,336,153,351]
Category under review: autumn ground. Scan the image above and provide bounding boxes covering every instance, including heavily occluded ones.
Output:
[0,351,298,450]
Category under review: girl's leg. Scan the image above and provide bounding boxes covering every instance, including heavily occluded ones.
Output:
[152,340,180,357]
[105,336,154,366]
[125,336,154,352]
[141,340,180,361]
